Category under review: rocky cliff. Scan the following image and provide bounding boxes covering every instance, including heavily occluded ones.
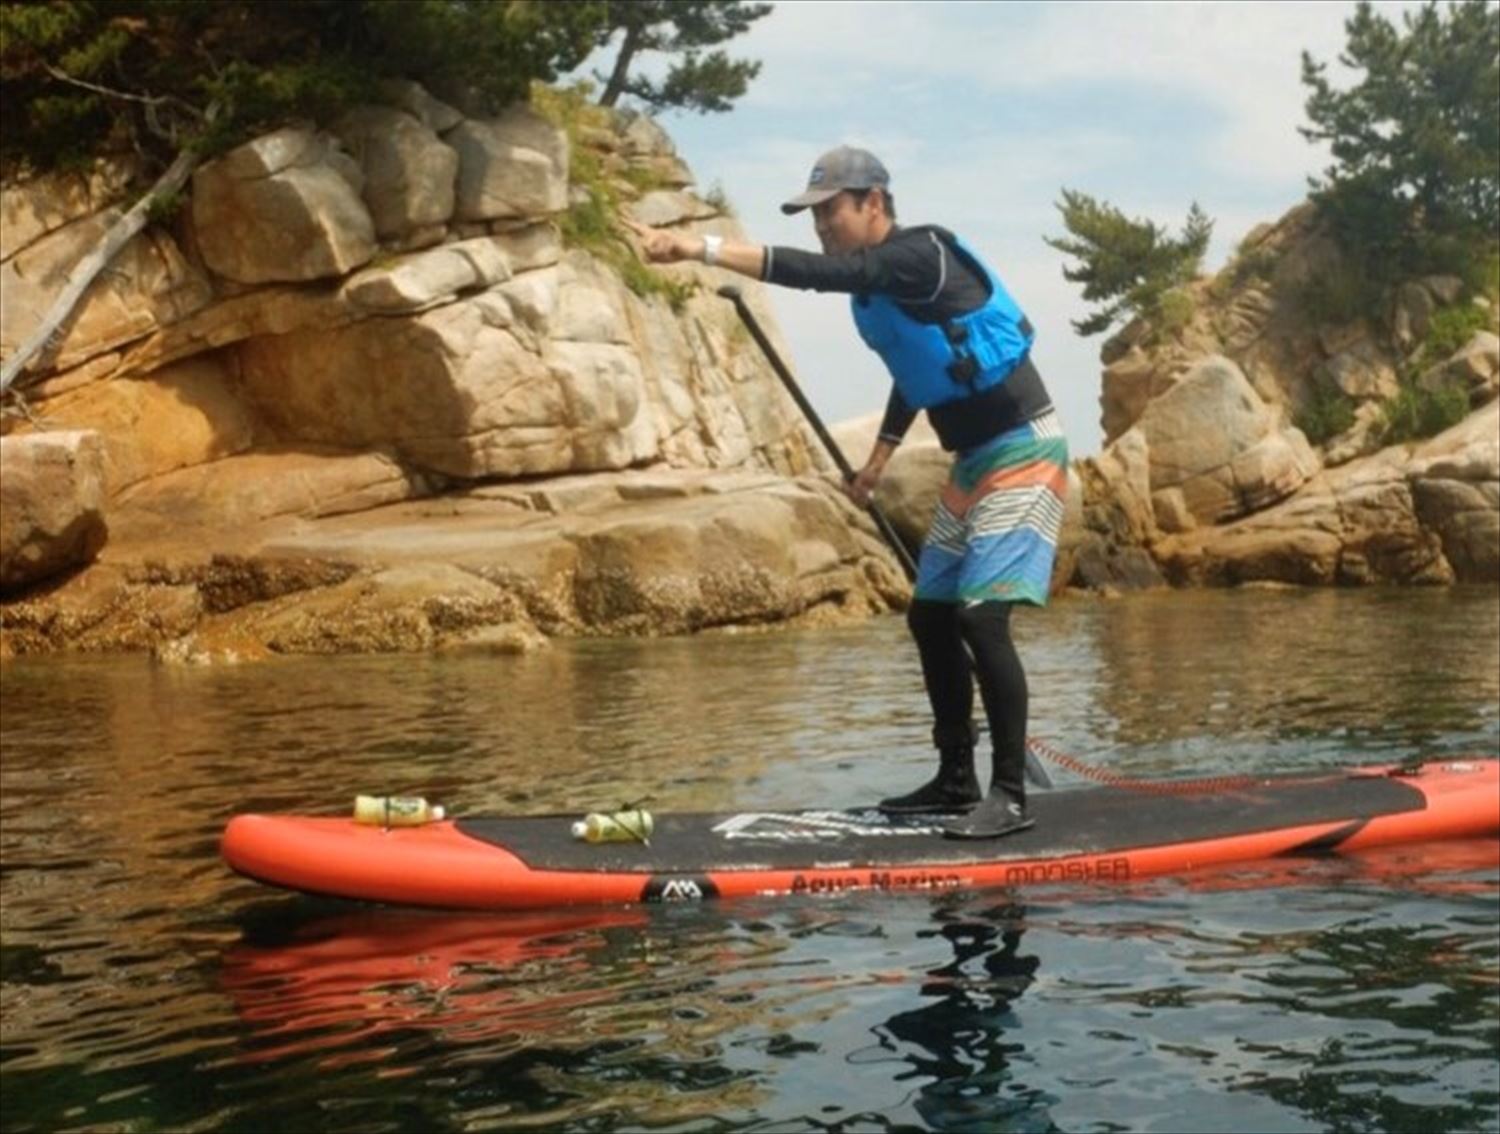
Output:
[0,86,907,661]
[1063,203,1498,591]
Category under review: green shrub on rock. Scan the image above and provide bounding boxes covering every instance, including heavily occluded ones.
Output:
[1152,288,1196,341]
[1295,380,1359,446]
[539,82,698,312]
[1415,303,1491,370]
[1381,380,1470,444]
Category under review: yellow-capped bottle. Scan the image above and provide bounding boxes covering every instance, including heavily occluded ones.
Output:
[353,794,446,827]
[571,808,654,844]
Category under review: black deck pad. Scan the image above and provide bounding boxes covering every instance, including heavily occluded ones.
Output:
[455,774,1425,874]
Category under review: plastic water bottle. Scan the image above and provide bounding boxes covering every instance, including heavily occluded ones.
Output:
[352,795,446,827]
[571,808,654,844]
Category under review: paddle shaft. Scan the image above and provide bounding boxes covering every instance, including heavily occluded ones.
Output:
[717,285,918,582]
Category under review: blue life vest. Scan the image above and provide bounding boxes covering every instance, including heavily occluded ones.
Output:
[850,233,1034,410]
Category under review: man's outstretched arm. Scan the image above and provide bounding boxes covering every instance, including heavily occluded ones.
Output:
[624,219,766,279]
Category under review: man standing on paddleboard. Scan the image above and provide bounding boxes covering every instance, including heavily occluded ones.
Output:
[626,145,1067,840]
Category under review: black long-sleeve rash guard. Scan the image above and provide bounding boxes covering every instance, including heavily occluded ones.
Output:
[763,224,1020,447]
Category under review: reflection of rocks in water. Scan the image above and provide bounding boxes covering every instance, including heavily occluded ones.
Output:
[871,900,1057,1131]
[1084,588,1500,751]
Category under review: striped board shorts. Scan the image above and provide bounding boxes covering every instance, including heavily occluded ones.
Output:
[914,409,1069,607]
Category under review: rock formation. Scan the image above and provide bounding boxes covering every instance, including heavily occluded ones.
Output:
[1066,203,1498,591]
[1,88,904,661]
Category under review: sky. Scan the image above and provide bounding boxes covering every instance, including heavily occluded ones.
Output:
[570,0,1419,456]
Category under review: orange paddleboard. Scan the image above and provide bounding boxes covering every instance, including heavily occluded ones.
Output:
[222,759,1500,911]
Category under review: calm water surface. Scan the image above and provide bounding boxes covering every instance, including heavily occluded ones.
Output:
[2,588,1497,1133]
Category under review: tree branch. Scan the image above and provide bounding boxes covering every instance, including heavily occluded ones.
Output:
[43,62,161,105]
[42,63,205,139]
[599,23,642,108]
[0,106,216,397]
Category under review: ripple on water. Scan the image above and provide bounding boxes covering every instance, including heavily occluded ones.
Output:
[0,589,1496,1133]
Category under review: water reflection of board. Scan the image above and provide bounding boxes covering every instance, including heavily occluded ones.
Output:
[221,759,1500,911]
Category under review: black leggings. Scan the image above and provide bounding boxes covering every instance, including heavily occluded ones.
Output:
[907,599,1028,804]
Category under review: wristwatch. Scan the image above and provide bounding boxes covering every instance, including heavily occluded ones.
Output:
[702,234,723,266]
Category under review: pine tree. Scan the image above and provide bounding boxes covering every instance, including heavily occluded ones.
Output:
[0,0,606,178]
[1300,0,1499,283]
[593,0,772,114]
[1045,191,1213,337]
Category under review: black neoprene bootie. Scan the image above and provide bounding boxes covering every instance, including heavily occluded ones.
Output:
[879,724,982,815]
[942,788,1034,839]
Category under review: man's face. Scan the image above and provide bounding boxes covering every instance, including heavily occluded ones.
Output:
[811,190,883,254]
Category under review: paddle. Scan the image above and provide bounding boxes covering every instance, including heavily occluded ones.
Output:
[717,284,1053,791]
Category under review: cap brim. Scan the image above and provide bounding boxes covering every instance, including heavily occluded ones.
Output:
[780,187,842,215]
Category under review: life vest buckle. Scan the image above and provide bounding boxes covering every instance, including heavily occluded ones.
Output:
[947,356,979,384]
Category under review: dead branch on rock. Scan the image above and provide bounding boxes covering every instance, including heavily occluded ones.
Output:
[0,74,219,398]
[0,147,198,395]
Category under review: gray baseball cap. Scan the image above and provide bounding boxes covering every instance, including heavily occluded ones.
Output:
[781,145,891,214]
